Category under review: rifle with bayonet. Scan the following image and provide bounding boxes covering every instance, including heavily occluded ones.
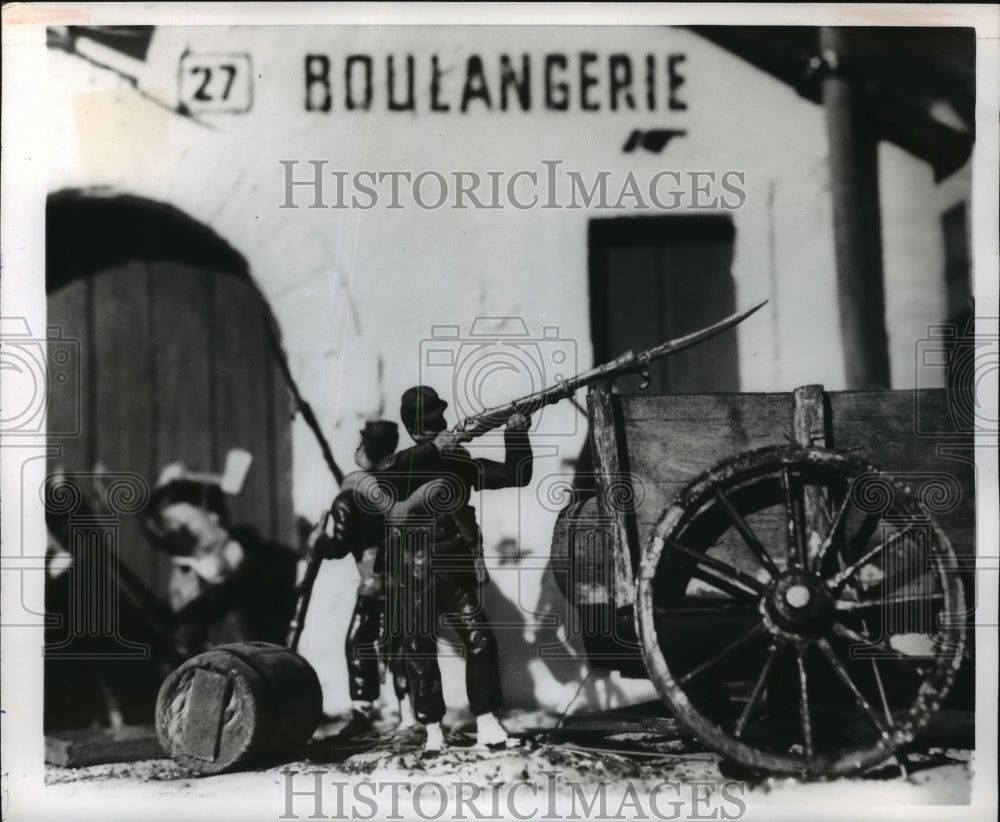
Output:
[453,299,768,438]
[273,299,767,649]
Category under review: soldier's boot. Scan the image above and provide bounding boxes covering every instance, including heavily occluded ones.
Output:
[397,695,418,730]
[476,712,513,749]
[423,721,445,753]
[338,701,377,738]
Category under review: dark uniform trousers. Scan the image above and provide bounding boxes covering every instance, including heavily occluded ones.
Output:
[391,529,501,725]
[376,430,531,726]
[345,593,408,704]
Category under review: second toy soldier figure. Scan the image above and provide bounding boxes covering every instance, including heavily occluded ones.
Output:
[377,385,533,752]
[311,421,413,734]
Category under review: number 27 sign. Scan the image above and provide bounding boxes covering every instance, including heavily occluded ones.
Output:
[179,53,253,113]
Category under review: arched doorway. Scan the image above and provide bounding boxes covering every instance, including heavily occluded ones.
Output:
[46,190,295,600]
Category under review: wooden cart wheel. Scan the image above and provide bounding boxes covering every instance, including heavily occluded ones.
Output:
[635,445,965,777]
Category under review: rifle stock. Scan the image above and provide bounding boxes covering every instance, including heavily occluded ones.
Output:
[286,508,332,651]
[286,549,323,651]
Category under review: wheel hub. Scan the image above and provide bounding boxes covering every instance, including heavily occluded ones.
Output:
[785,584,812,608]
[766,574,834,637]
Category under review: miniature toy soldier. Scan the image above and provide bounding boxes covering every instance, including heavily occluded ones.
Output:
[309,421,413,734]
[376,386,533,752]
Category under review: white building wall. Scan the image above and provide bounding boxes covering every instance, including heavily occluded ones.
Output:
[880,145,972,389]
[43,24,961,714]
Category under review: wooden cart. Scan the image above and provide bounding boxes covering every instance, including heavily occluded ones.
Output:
[551,383,974,777]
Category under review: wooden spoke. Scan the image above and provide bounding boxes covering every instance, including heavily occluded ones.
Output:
[733,642,781,738]
[871,660,894,726]
[863,619,896,727]
[812,488,854,573]
[816,639,892,738]
[826,523,916,590]
[677,624,766,685]
[688,567,763,604]
[665,539,768,596]
[796,646,814,760]
[843,510,882,564]
[831,624,929,676]
[834,592,944,612]
[714,487,780,577]
[781,466,808,569]
[653,605,749,617]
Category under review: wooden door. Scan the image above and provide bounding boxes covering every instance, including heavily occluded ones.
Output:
[589,215,740,394]
[47,233,294,600]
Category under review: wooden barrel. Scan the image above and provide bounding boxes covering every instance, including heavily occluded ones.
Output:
[155,642,322,774]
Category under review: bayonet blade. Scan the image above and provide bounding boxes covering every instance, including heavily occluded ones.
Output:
[646,299,768,360]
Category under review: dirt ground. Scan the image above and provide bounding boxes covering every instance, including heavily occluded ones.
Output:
[40,704,976,820]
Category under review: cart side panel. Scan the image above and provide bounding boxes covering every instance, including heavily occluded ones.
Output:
[619,391,795,544]
[618,388,974,556]
[825,390,975,555]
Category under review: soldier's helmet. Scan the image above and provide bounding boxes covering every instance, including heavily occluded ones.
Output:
[400,386,448,435]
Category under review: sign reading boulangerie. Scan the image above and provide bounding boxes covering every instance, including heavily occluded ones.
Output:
[304,51,689,113]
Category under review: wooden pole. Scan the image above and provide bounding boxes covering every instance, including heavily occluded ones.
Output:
[820,28,891,389]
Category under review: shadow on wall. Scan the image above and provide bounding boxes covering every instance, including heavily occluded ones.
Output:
[454,560,629,718]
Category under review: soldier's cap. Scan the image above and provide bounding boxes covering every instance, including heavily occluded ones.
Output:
[400,385,448,432]
[360,420,399,456]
